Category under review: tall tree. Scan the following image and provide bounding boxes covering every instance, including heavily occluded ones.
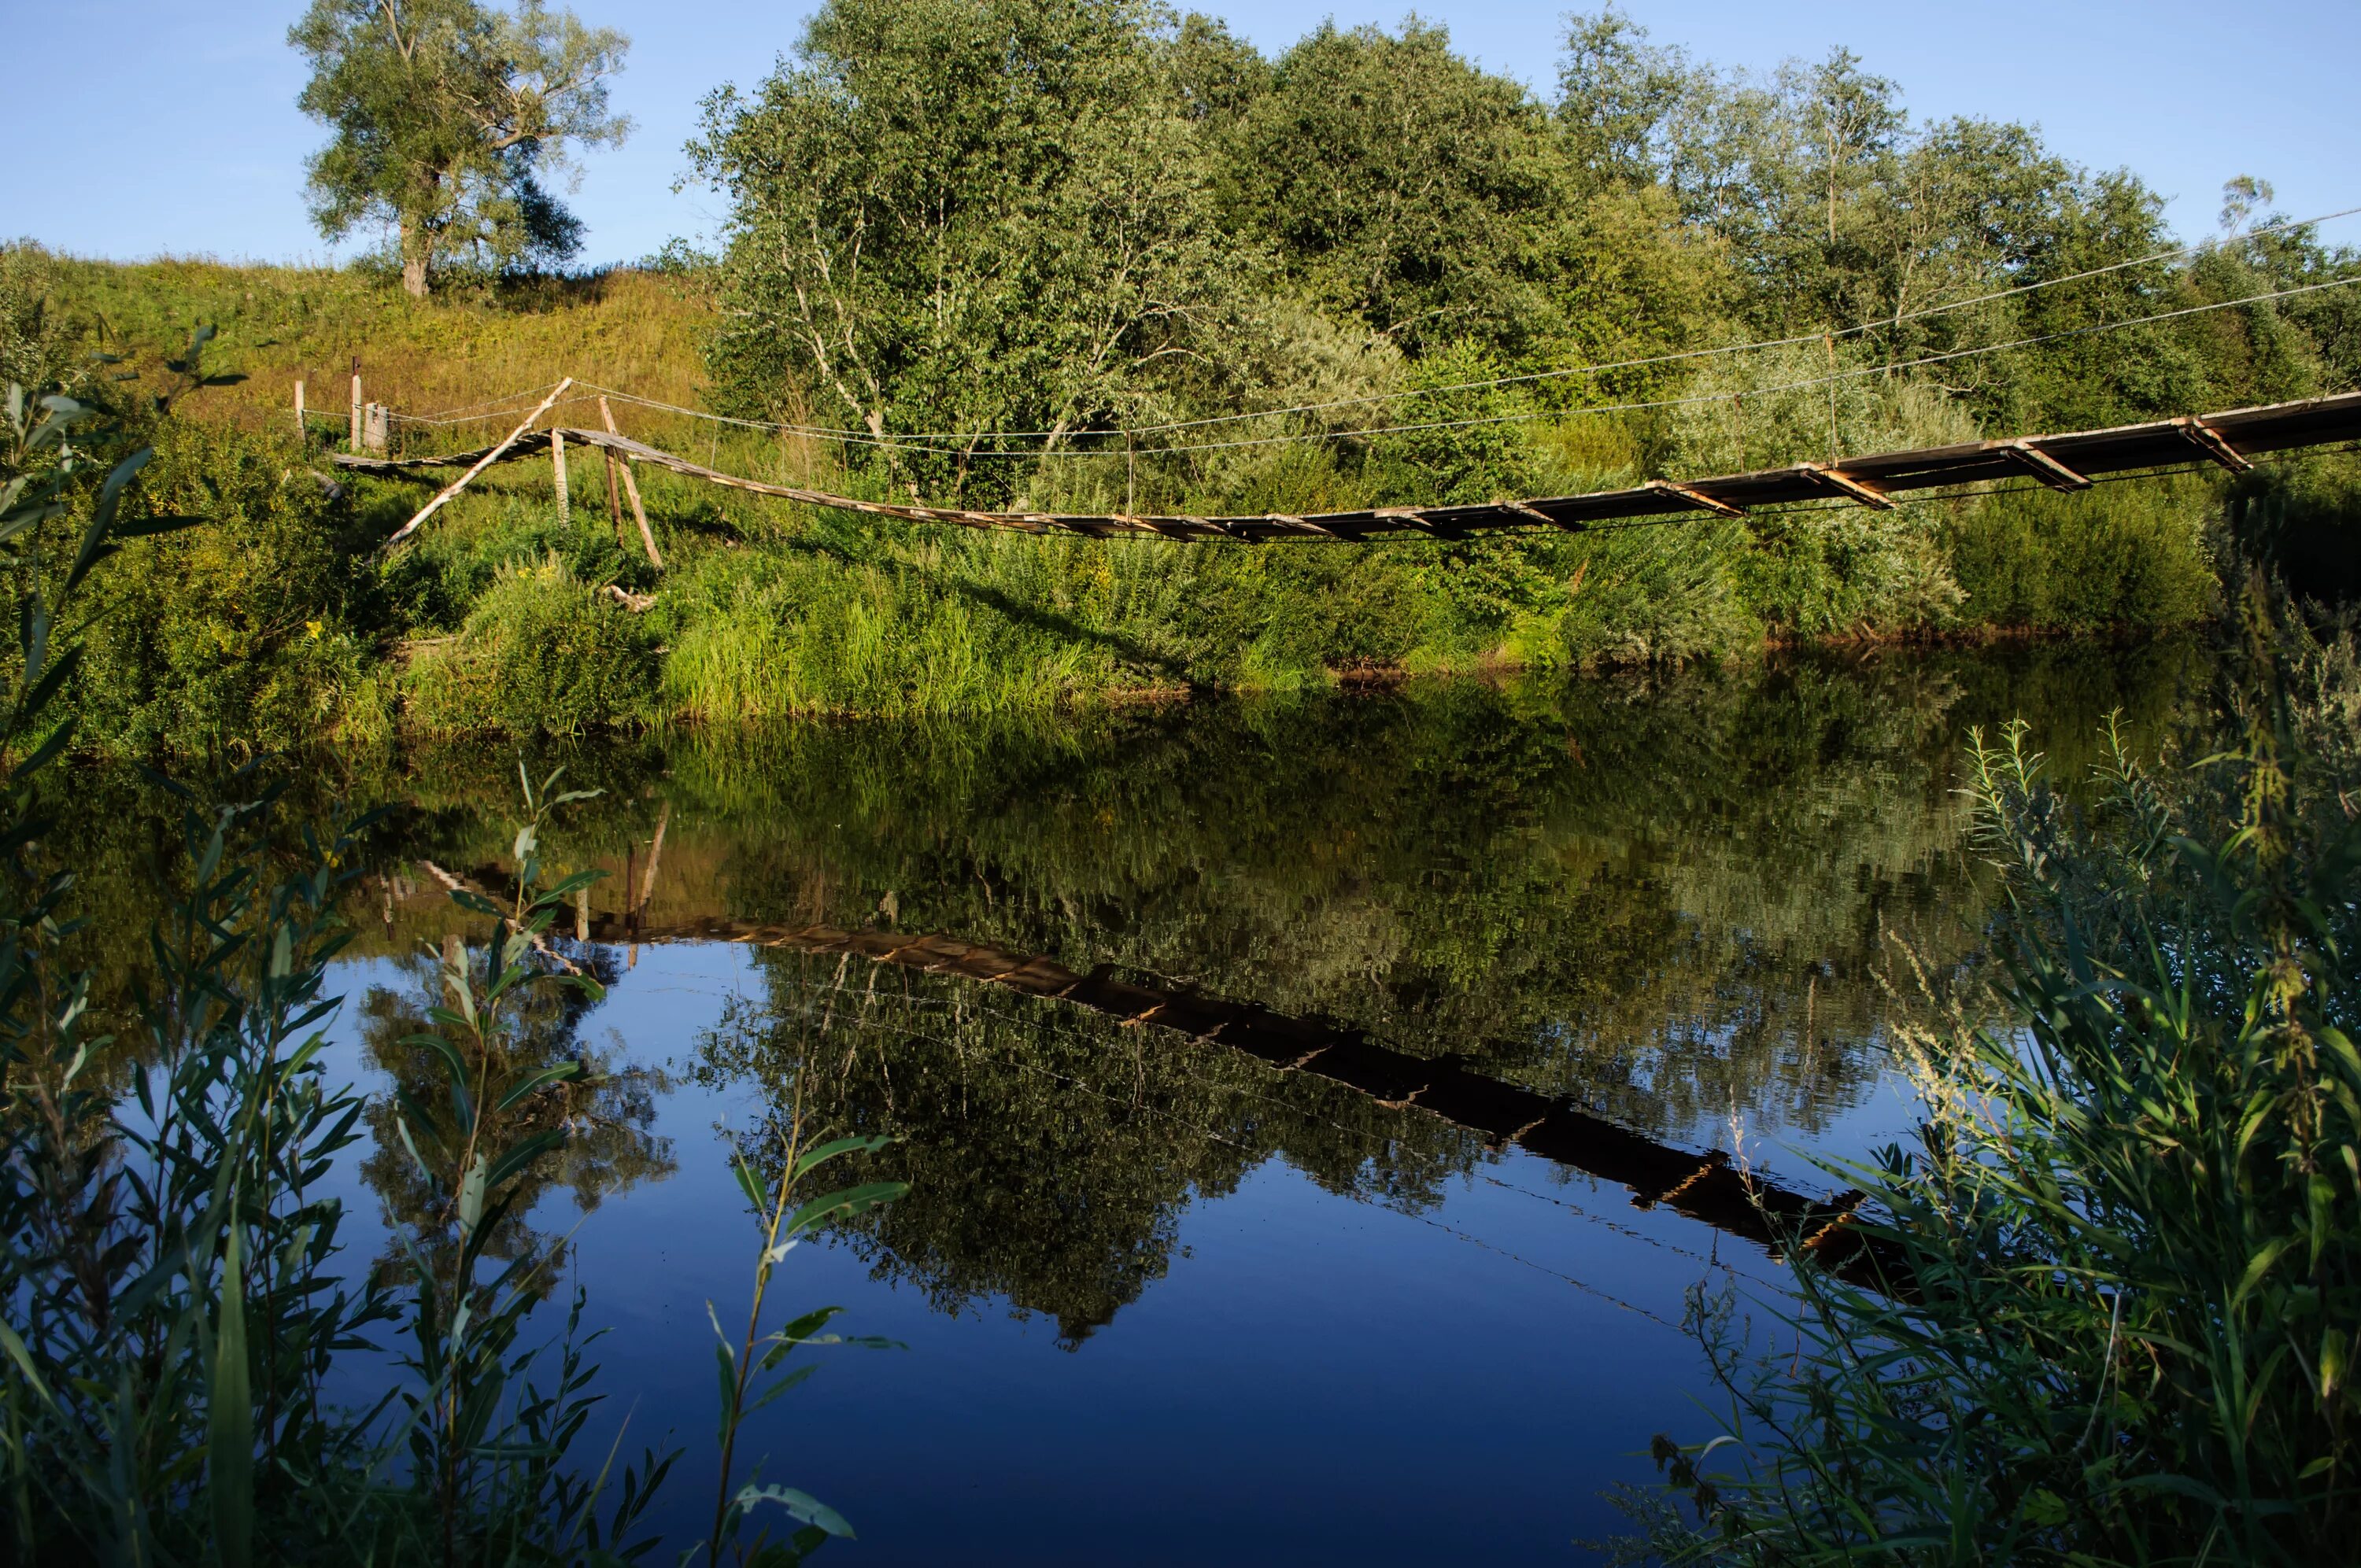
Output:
[1218,19,1571,358]
[689,0,1267,497]
[1556,7,1701,193]
[290,0,630,297]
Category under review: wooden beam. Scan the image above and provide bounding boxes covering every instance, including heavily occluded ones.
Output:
[1267,512,1340,538]
[1798,463,1897,511]
[2000,441,2093,492]
[600,398,664,570]
[1644,478,1744,519]
[1375,505,1465,538]
[597,397,626,546]
[381,378,573,552]
[551,426,570,518]
[1500,498,1571,529]
[2178,415,2253,473]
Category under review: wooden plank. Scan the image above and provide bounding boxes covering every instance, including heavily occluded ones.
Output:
[600,398,664,570]
[379,378,573,552]
[2001,441,2093,491]
[597,397,625,546]
[1644,478,1745,519]
[1799,463,1898,511]
[2178,415,2254,473]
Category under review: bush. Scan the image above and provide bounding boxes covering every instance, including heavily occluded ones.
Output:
[68,418,382,753]
[1631,597,2361,1566]
[1945,475,2219,633]
[377,485,655,633]
[402,555,657,736]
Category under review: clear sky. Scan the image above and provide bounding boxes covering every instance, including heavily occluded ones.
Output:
[6,1,2355,267]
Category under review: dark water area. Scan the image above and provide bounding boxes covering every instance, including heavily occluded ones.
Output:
[58,640,2222,1562]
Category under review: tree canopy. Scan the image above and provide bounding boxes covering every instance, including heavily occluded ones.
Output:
[291,0,631,296]
[688,0,1273,497]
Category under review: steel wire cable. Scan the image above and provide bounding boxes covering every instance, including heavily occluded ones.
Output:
[550,272,2361,459]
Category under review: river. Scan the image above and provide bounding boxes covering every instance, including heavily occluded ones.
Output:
[65,639,2219,1562]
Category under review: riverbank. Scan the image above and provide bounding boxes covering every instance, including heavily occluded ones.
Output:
[5,249,2340,752]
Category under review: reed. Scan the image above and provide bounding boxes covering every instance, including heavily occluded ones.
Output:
[1626,588,2361,1565]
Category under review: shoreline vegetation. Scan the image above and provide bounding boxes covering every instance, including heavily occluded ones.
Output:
[0,242,2326,752]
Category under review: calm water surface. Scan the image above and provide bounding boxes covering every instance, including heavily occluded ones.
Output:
[78,642,2219,1562]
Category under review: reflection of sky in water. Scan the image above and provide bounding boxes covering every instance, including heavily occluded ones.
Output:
[142,644,2213,1562]
[312,944,1811,1562]
[297,939,1927,1559]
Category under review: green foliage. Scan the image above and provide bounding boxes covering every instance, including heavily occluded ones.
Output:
[1946,476,2220,632]
[704,1117,906,1564]
[1635,603,2361,1564]
[290,0,631,295]
[688,0,1263,500]
[404,555,659,736]
[17,2,2355,743]
[0,384,903,1564]
[66,418,383,753]
[1220,18,1570,358]
[0,243,86,399]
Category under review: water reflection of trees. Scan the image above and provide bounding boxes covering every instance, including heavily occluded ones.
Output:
[43,644,2218,1341]
[695,954,1486,1345]
[354,943,676,1294]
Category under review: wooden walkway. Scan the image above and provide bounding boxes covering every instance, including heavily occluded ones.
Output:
[336,389,2361,545]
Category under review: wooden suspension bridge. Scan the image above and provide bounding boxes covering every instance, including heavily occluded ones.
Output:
[336,382,2361,549]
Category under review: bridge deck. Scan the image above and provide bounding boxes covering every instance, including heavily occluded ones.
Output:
[336,389,2361,545]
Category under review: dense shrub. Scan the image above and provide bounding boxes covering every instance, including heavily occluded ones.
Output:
[377,484,654,632]
[402,555,657,736]
[68,419,382,753]
[1944,476,2219,632]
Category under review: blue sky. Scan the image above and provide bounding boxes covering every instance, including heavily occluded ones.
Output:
[7,1,2355,266]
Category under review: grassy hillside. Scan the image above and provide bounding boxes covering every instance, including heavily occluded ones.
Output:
[46,256,710,437]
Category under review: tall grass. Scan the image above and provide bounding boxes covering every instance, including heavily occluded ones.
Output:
[1624,588,2361,1565]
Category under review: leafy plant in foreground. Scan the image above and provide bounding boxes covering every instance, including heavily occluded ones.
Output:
[1,379,909,1564]
[701,1115,906,1566]
[382,763,674,1565]
[1627,602,2361,1565]
[0,382,395,1562]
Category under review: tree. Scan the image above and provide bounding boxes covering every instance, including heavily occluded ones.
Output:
[290,0,630,297]
[689,0,1268,499]
[1218,19,1572,358]
[1556,7,1701,193]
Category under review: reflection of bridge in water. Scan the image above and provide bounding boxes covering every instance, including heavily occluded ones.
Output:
[427,860,1894,1282]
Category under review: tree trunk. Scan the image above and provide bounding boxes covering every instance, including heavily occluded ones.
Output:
[398,215,430,298]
